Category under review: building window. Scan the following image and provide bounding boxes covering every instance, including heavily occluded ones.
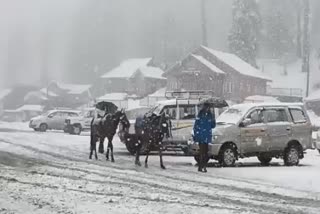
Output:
[223,81,233,93]
[229,82,233,93]
[247,84,251,92]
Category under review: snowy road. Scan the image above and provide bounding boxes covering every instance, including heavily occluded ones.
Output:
[1,125,320,214]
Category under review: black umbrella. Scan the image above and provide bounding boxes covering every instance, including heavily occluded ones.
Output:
[95,101,118,114]
[198,97,229,108]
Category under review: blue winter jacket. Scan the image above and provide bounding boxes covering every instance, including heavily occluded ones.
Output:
[193,110,216,144]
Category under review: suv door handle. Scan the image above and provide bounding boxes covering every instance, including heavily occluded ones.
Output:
[260,129,266,132]
[286,127,291,131]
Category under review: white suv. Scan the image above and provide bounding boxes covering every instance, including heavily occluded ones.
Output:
[29,109,80,132]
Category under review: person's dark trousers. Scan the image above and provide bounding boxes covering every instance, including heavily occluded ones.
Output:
[198,143,209,172]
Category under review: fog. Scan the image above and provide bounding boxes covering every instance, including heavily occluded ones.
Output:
[0,0,234,89]
[0,0,83,89]
[0,0,319,90]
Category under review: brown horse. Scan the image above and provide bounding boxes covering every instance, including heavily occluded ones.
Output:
[89,109,129,162]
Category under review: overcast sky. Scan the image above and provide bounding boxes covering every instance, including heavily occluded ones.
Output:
[0,0,319,90]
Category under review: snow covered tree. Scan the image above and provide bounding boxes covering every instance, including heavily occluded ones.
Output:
[262,3,295,59]
[228,0,261,67]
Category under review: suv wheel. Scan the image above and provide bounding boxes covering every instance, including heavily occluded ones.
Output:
[39,123,47,132]
[72,125,82,135]
[318,149,320,154]
[219,144,237,167]
[284,145,300,166]
[258,155,272,166]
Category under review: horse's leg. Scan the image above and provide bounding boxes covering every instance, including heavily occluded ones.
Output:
[144,142,151,168]
[159,141,166,169]
[135,138,142,166]
[89,135,94,159]
[98,138,104,154]
[94,141,98,160]
[110,138,115,162]
[105,138,110,161]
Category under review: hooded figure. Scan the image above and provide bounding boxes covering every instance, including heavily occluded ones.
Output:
[193,103,216,172]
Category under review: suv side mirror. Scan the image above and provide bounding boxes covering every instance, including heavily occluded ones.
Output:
[48,114,53,118]
[239,118,251,127]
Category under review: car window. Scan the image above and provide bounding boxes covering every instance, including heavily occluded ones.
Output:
[48,112,59,118]
[264,109,288,123]
[58,112,67,117]
[246,109,264,124]
[163,106,177,120]
[290,108,307,123]
[180,106,196,120]
[87,111,94,118]
[68,112,79,117]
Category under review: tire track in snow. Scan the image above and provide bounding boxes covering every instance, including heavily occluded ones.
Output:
[1,138,319,214]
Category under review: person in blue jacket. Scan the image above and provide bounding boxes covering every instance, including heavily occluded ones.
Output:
[193,103,216,172]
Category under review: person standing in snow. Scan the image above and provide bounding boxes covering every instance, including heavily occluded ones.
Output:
[193,103,216,172]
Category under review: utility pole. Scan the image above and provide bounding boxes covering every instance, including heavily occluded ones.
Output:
[296,0,302,58]
[201,0,208,46]
[302,0,310,96]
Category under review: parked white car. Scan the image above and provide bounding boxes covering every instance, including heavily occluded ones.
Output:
[64,108,95,135]
[29,109,80,132]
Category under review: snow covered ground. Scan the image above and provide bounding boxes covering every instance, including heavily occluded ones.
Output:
[1,123,320,213]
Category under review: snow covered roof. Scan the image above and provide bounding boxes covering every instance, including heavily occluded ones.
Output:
[24,91,48,101]
[16,105,44,112]
[149,87,167,97]
[191,54,225,74]
[136,66,165,79]
[305,89,320,102]
[97,93,128,101]
[230,102,304,113]
[101,58,152,79]
[244,95,280,103]
[58,83,91,95]
[0,89,12,100]
[202,46,271,81]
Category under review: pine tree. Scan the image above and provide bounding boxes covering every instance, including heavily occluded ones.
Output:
[262,0,295,59]
[228,0,261,67]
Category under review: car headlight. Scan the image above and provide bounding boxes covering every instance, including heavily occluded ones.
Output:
[213,135,220,140]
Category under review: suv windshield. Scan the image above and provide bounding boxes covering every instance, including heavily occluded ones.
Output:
[151,104,163,115]
[216,108,244,125]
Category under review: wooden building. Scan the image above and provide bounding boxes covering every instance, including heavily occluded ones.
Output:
[100,58,166,97]
[164,46,271,103]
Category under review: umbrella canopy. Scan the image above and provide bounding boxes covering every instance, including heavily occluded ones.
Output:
[95,101,118,114]
[198,97,229,108]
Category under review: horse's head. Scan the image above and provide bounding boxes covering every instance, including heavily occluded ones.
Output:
[115,109,130,131]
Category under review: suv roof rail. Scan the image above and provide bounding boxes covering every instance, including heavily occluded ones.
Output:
[54,107,73,110]
[165,90,214,100]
